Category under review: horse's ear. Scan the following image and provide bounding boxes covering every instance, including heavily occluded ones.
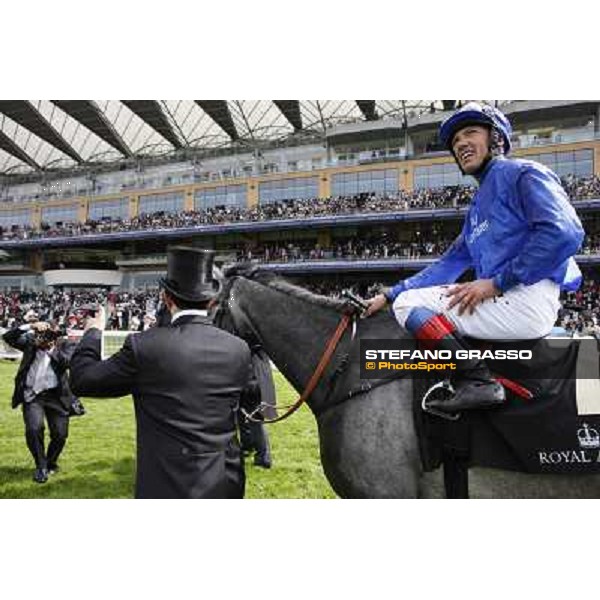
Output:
[213,265,224,283]
[211,264,225,299]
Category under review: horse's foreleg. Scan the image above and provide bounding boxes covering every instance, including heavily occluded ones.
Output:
[316,381,422,499]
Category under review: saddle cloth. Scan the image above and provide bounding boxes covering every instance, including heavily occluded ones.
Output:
[414,337,600,475]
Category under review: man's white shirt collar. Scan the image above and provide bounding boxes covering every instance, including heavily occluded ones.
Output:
[171,309,208,324]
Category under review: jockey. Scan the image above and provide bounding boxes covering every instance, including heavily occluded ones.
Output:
[365,102,585,412]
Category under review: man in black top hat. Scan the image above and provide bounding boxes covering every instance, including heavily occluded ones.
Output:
[70,246,258,498]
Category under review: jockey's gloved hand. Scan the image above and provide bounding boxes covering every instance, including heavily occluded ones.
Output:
[363,294,389,318]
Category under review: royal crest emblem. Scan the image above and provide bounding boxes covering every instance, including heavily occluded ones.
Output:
[577,423,600,449]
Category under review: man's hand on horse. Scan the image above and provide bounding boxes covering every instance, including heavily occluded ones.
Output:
[363,294,388,318]
[446,279,500,315]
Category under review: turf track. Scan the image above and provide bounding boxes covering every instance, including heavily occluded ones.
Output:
[0,361,335,499]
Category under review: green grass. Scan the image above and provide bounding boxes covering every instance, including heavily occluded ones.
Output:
[0,361,336,498]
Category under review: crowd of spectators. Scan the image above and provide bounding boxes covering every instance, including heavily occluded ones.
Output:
[556,278,600,336]
[3,175,600,243]
[561,175,600,201]
[0,290,158,331]
[303,280,385,300]
[237,236,453,263]
[406,185,474,209]
[2,176,600,242]
[581,232,600,255]
[3,271,600,336]
[237,225,600,264]
[0,187,474,242]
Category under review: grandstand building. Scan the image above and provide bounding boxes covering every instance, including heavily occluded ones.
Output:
[1,100,600,294]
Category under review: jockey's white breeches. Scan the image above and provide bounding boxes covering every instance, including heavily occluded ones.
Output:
[392,279,561,340]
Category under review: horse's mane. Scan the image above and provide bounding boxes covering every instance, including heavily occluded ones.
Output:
[224,262,347,311]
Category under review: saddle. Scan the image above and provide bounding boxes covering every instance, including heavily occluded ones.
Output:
[414,336,600,488]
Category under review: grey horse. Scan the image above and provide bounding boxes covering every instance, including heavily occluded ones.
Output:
[221,266,600,498]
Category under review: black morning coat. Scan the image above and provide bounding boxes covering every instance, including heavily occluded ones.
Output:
[69,314,258,499]
[2,327,78,413]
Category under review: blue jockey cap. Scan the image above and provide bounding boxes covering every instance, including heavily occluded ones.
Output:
[439,102,512,155]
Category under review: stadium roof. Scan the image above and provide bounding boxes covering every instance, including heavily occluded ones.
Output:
[0,100,465,177]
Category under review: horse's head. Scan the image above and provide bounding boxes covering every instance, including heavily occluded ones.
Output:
[216,262,357,342]
[219,263,275,301]
[214,263,267,350]
[214,263,406,414]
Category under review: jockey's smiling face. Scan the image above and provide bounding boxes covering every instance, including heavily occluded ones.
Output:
[452,125,492,175]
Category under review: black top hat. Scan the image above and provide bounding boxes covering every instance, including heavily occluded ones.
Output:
[159,246,219,303]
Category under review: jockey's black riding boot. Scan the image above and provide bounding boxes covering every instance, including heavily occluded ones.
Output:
[406,308,505,413]
[428,333,505,412]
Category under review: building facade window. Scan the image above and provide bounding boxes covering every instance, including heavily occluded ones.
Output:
[131,272,162,289]
[0,277,25,291]
[259,177,319,203]
[414,163,470,189]
[41,205,78,225]
[0,275,42,291]
[139,192,185,215]
[331,169,398,196]
[194,184,247,209]
[89,197,129,220]
[525,149,594,178]
[0,208,31,228]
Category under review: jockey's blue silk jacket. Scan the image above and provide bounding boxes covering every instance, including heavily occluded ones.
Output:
[387,157,585,302]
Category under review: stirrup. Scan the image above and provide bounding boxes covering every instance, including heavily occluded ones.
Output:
[422,380,461,421]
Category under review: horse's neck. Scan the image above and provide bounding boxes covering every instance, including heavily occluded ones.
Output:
[233,277,412,408]
[235,280,344,403]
